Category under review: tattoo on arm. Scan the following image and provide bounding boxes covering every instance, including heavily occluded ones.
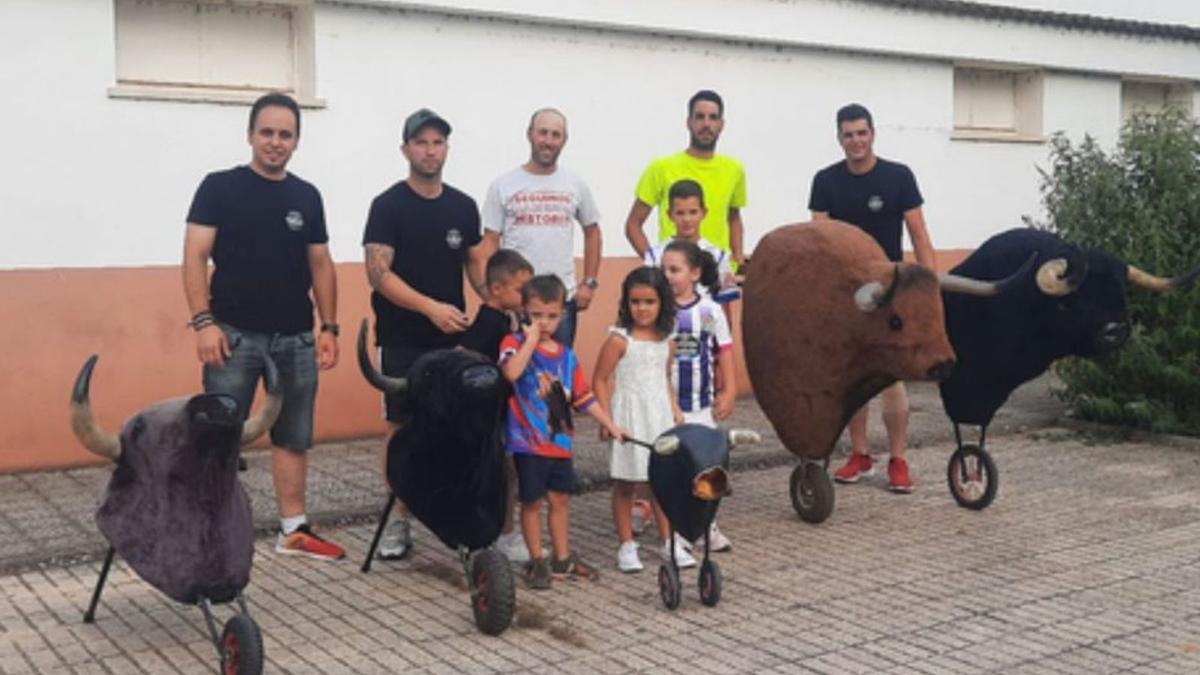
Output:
[365,243,395,289]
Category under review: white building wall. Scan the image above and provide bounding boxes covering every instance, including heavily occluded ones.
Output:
[0,0,1196,268]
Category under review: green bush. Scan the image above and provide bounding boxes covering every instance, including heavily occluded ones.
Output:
[1031,107,1200,436]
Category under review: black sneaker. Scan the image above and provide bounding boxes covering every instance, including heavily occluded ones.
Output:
[524,557,552,590]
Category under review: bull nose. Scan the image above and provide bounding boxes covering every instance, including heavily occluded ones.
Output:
[1100,321,1130,348]
[927,359,955,382]
[461,364,500,391]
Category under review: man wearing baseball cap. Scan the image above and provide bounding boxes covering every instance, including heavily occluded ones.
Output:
[362,108,489,559]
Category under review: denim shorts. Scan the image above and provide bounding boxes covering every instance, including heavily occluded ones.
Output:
[202,322,318,451]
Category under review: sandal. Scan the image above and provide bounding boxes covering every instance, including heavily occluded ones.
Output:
[550,551,600,581]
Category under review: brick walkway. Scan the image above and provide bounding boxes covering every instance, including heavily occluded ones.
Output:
[2,394,1199,672]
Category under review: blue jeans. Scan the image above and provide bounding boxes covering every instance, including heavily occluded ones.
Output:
[202,322,318,451]
[552,299,578,348]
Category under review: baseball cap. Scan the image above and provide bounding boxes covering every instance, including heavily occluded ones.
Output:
[402,108,452,142]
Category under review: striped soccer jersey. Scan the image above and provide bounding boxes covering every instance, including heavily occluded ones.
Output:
[671,295,733,413]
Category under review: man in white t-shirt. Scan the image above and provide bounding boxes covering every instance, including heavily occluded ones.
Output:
[480,108,603,347]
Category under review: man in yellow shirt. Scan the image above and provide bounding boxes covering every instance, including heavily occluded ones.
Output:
[624,90,748,267]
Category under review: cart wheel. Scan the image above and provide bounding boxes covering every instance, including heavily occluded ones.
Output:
[790,462,834,524]
[658,564,681,610]
[470,549,515,636]
[947,444,998,510]
[698,559,722,607]
[220,614,264,675]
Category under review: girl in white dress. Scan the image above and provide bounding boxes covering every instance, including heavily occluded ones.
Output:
[593,267,690,573]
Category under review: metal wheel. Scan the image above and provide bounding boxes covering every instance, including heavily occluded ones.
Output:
[658,563,681,610]
[790,462,834,524]
[470,549,515,636]
[947,443,998,510]
[698,559,722,607]
[220,614,264,675]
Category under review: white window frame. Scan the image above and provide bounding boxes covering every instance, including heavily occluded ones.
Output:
[952,64,1044,144]
[107,0,323,108]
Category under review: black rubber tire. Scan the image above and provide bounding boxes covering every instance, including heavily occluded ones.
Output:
[658,564,681,610]
[471,549,515,636]
[947,444,999,510]
[790,462,835,524]
[221,615,264,675]
[698,559,722,607]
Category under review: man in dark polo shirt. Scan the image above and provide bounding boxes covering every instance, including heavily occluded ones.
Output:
[363,108,488,559]
[183,92,344,561]
[808,102,936,494]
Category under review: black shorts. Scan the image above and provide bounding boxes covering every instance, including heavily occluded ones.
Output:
[380,344,433,423]
[513,454,574,503]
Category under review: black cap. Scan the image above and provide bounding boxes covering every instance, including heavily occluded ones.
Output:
[402,108,451,142]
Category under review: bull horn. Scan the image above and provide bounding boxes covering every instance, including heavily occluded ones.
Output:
[940,251,1037,297]
[854,264,902,312]
[240,354,283,445]
[357,318,407,394]
[69,355,121,460]
[653,434,681,455]
[727,428,761,448]
[1128,262,1200,293]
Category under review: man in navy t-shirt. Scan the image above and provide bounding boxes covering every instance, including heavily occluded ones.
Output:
[808,103,936,494]
[182,93,345,561]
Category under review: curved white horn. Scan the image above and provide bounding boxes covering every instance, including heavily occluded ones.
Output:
[653,435,681,455]
[727,428,762,449]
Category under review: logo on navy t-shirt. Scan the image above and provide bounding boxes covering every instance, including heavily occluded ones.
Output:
[867,195,884,213]
[285,210,304,231]
[446,228,463,249]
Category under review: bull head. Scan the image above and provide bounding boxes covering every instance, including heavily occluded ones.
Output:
[357,318,408,394]
[856,254,1036,312]
[70,354,282,460]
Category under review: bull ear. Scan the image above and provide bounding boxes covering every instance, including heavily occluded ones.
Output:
[727,428,761,449]
[1128,261,1200,293]
[69,355,122,460]
[241,354,283,445]
[940,251,1036,297]
[1036,253,1087,297]
[653,435,681,455]
[357,318,407,394]
[854,264,901,312]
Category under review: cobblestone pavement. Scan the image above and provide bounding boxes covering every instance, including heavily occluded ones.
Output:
[2,420,1199,673]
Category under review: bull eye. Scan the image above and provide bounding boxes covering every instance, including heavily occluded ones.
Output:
[888,314,904,331]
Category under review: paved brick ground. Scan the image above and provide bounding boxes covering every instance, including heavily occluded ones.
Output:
[2,420,1198,673]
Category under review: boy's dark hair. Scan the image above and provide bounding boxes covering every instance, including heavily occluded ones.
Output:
[668,179,706,210]
[688,89,724,117]
[617,267,676,337]
[664,240,720,297]
[836,103,873,132]
[486,249,534,287]
[249,93,301,136]
[521,274,567,307]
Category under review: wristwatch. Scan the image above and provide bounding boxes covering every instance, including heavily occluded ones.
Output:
[581,276,599,290]
[320,322,340,337]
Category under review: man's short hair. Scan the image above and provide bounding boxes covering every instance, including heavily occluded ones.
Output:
[486,249,534,287]
[688,90,724,117]
[836,103,873,131]
[522,274,567,307]
[249,93,301,136]
[668,179,706,210]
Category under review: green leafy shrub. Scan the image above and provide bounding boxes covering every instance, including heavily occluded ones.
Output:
[1032,107,1200,435]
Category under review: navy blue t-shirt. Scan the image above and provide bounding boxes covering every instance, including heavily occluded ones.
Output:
[808,158,923,262]
[362,181,481,349]
[187,166,328,334]
[459,305,512,361]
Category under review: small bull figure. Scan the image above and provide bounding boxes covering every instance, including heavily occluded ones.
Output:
[646,425,761,610]
[938,227,1200,509]
[357,320,517,636]
[743,220,1029,523]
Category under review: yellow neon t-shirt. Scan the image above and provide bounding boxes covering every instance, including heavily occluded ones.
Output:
[634,151,748,254]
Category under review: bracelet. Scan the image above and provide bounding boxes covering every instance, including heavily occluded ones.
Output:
[188,310,215,331]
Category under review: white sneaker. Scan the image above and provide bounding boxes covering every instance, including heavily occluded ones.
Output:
[616,541,643,573]
[495,531,531,563]
[377,518,412,560]
[662,534,697,568]
[695,521,732,553]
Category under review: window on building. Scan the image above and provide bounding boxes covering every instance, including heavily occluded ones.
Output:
[952,66,1043,142]
[1121,80,1193,122]
[109,0,319,106]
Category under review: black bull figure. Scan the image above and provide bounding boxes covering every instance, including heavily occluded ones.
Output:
[938,227,1200,509]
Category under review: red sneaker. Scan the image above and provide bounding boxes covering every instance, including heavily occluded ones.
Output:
[833,453,874,483]
[275,524,346,561]
[888,457,914,493]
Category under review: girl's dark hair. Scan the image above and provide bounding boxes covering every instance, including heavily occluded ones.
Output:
[617,267,676,337]
[664,240,720,297]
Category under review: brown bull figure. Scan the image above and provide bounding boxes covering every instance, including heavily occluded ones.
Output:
[743,220,1027,523]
